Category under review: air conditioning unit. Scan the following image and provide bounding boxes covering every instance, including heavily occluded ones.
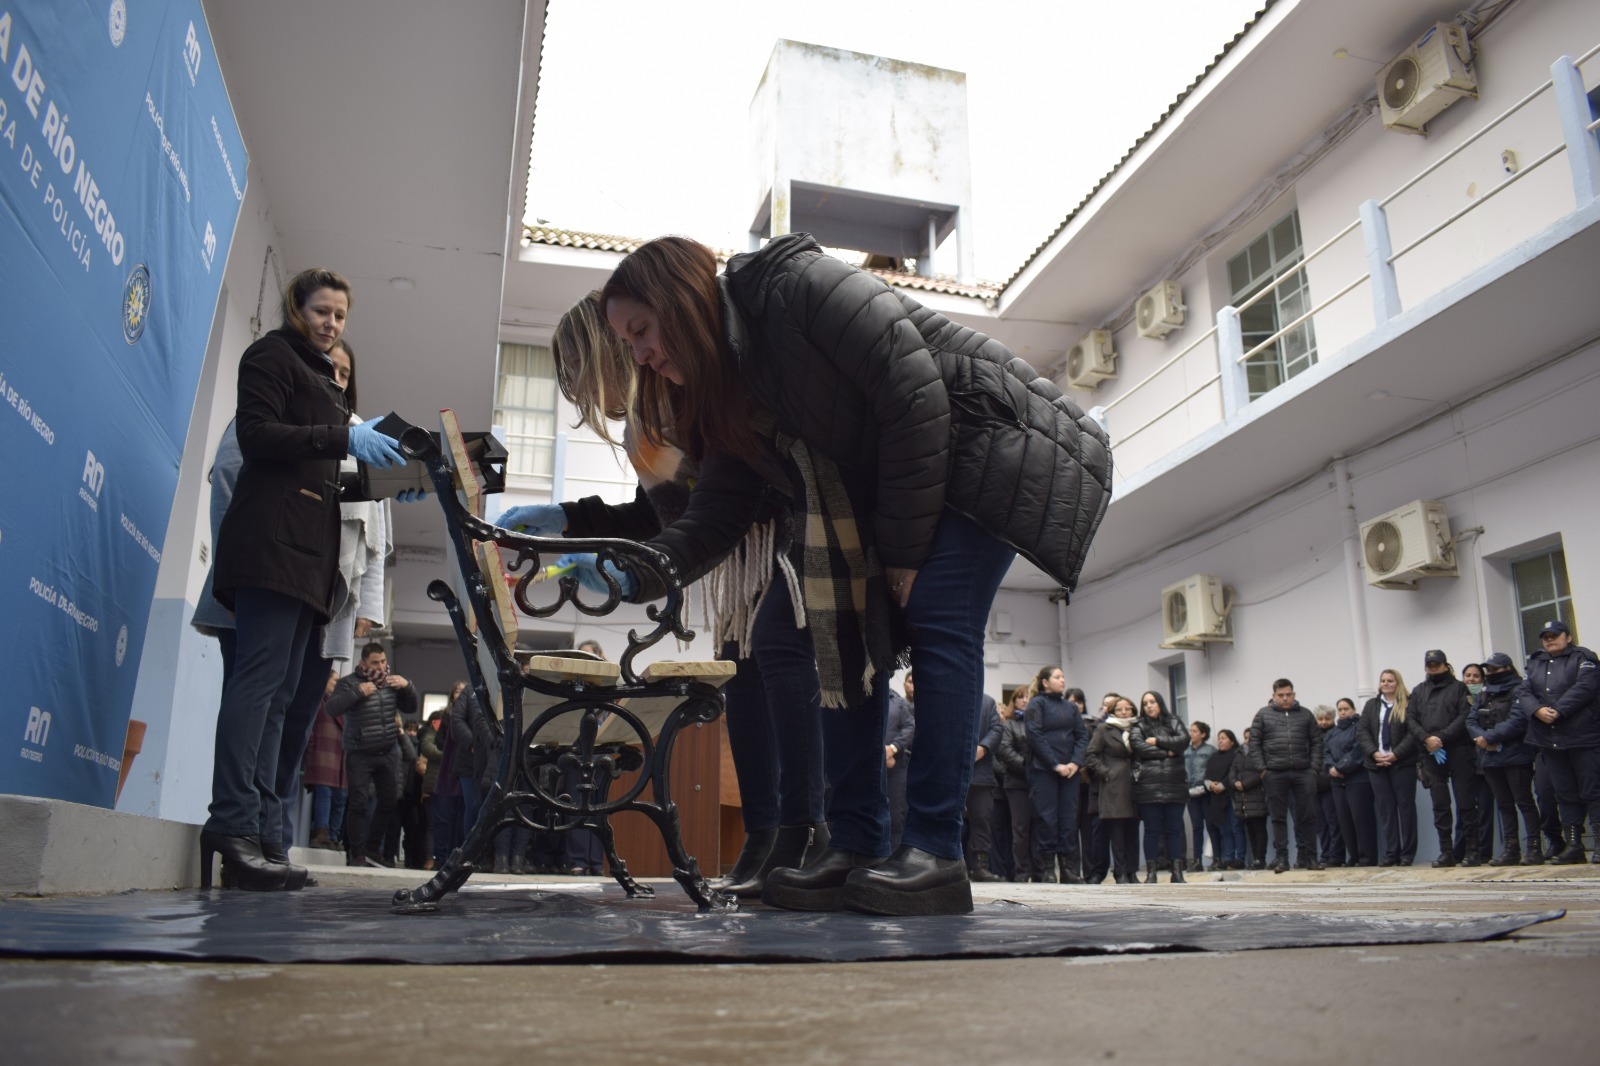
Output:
[1359,499,1458,589]
[1066,329,1117,389]
[1377,22,1477,136]
[1160,574,1232,649]
[1136,281,1186,339]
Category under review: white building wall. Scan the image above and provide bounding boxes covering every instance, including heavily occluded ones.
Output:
[1062,340,1599,750]
[1085,0,1600,486]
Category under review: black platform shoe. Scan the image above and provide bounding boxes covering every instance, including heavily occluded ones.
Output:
[762,847,883,911]
[841,846,973,916]
[259,841,314,888]
[200,831,290,891]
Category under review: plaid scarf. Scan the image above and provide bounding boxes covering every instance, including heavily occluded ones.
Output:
[777,432,900,710]
[358,660,390,687]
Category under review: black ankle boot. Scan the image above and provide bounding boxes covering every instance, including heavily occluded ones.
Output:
[761,847,882,911]
[1521,834,1545,866]
[258,841,313,889]
[721,824,817,897]
[1431,849,1458,868]
[200,831,289,891]
[710,828,778,893]
[1552,825,1586,864]
[841,846,973,916]
[970,851,1003,882]
[1143,862,1159,884]
[1056,854,1084,884]
[1169,859,1186,884]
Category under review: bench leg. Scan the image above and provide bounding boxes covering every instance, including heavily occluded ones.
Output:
[591,816,655,899]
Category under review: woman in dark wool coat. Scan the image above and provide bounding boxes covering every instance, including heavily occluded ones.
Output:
[205,269,407,891]
[581,233,1111,915]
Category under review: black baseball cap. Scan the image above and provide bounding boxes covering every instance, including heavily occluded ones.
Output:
[1540,619,1571,637]
[1484,652,1515,671]
[1424,649,1447,666]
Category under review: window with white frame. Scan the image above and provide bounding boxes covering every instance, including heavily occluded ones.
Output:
[1228,209,1318,400]
[1513,548,1575,660]
[1168,661,1188,721]
[494,341,558,489]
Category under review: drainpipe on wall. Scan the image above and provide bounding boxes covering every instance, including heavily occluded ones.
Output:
[1333,457,1376,700]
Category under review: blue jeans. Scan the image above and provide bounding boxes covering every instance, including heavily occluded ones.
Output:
[719,573,825,832]
[311,784,347,841]
[206,587,317,840]
[272,635,330,845]
[1218,804,1247,863]
[821,510,1015,860]
[1139,801,1187,863]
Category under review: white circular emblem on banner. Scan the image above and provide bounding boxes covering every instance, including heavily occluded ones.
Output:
[116,625,129,666]
[123,264,150,343]
[109,1,127,47]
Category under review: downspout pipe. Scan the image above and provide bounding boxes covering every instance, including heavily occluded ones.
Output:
[1334,457,1376,700]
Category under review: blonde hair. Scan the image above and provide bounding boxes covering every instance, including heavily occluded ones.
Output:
[552,291,633,446]
[1380,669,1408,723]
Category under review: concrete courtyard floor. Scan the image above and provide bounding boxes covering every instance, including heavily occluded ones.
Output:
[4,861,1598,1065]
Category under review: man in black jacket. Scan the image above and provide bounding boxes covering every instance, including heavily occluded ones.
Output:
[1248,679,1325,872]
[326,643,418,866]
[1407,650,1479,867]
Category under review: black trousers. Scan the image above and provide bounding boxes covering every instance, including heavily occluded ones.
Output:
[1263,769,1318,861]
[1540,744,1600,829]
[990,789,1015,879]
[1535,755,1562,843]
[1331,776,1378,865]
[345,748,399,859]
[1423,746,1479,856]
[1483,763,1541,847]
[1105,817,1139,878]
[1317,789,1344,862]
[1002,785,1040,880]
[1370,764,1419,862]
[1241,816,1268,863]
[1082,807,1110,883]
[964,779,995,861]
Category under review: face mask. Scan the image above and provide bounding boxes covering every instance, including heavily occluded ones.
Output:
[1466,683,1484,696]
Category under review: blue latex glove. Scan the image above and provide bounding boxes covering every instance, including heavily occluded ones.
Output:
[1432,749,1448,764]
[496,503,566,535]
[395,488,428,503]
[556,553,637,600]
[348,421,406,469]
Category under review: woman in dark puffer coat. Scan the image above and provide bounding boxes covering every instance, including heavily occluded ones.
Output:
[595,234,1112,916]
[1229,732,1270,868]
[1131,691,1190,884]
[1085,695,1140,883]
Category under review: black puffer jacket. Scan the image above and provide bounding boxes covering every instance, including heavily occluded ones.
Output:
[994,715,1031,789]
[326,673,418,755]
[1324,715,1366,780]
[1248,702,1324,772]
[720,233,1112,591]
[214,328,352,618]
[1406,673,1472,751]
[1129,712,1189,805]
[1518,644,1600,749]
[1228,746,1268,819]
[1466,672,1533,767]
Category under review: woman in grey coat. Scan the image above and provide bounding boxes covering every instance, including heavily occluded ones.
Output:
[1085,695,1139,883]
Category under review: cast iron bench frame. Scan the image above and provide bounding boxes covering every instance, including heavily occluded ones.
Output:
[388,411,735,914]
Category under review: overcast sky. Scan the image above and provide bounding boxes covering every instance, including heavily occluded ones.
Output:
[527,0,1266,282]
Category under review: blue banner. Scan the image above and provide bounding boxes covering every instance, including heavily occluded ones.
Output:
[0,0,247,805]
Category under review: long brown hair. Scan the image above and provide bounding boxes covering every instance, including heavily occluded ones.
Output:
[280,267,353,344]
[552,291,631,446]
[599,236,757,459]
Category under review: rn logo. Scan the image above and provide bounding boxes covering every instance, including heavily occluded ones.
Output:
[183,21,203,85]
[79,450,105,512]
[25,706,51,747]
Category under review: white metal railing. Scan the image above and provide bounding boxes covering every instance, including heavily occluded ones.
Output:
[1103,39,1600,463]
